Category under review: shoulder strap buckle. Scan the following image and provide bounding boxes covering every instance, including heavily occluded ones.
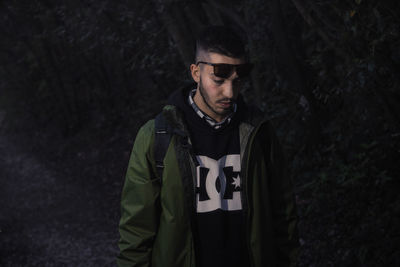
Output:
[154,113,173,183]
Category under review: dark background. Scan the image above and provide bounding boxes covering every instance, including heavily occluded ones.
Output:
[1,0,399,266]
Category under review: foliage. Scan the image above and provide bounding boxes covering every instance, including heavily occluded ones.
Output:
[1,0,399,265]
[0,0,183,133]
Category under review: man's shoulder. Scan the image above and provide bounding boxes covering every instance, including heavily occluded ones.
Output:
[134,119,156,148]
[137,106,181,139]
[138,118,156,134]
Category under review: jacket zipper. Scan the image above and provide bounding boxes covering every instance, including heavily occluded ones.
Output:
[184,136,200,267]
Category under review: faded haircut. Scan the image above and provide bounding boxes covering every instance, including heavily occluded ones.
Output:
[195,25,247,62]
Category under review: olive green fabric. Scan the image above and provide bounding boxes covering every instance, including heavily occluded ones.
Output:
[117,105,299,267]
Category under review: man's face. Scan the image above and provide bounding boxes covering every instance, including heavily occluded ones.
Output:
[190,52,246,122]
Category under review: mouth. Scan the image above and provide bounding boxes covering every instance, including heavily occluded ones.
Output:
[217,101,232,108]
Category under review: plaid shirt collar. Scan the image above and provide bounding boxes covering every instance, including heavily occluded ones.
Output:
[188,88,237,130]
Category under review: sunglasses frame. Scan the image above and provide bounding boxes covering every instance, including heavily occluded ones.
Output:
[196,61,253,78]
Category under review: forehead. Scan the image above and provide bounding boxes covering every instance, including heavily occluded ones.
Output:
[203,52,245,65]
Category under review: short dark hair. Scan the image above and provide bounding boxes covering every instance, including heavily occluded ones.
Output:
[195,25,247,61]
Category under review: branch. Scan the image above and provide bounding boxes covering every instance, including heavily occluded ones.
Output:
[290,0,346,58]
[201,2,224,26]
[207,1,247,31]
[157,1,195,67]
[307,0,344,33]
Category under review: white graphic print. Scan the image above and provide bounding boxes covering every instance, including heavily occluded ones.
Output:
[195,154,242,213]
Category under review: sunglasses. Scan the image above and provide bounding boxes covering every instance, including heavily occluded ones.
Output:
[196,61,253,78]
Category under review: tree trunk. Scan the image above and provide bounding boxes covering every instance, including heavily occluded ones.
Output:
[158,1,195,67]
[271,0,323,147]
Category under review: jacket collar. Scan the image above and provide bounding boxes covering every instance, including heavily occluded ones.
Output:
[163,86,266,136]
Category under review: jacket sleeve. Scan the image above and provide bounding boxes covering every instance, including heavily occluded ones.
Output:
[264,121,300,267]
[117,120,160,267]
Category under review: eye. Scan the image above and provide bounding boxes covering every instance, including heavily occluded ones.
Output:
[214,79,224,85]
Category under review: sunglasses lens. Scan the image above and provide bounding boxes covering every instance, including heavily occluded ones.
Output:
[236,64,253,77]
[214,64,234,78]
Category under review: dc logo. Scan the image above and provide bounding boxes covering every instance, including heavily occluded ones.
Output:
[195,154,242,213]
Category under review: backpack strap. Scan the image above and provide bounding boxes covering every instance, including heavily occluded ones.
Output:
[154,112,173,183]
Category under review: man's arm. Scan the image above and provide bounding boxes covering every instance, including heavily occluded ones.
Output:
[117,120,160,267]
[264,121,300,267]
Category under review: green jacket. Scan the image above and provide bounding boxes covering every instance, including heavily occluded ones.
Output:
[117,104,299,267]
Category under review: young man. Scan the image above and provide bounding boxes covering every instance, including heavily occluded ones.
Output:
[117,26,299,267]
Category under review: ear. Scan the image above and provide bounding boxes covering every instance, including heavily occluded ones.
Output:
[190,64,200,83]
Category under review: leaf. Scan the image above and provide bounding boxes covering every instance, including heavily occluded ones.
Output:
[368,63,375,72]
[319,172,328,183]
[350,10,356,17]
[355,0,362,4]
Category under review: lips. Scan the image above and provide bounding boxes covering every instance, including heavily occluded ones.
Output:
[218,101,232,108]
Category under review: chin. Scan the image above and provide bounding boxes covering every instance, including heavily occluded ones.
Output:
[216,109,230,116]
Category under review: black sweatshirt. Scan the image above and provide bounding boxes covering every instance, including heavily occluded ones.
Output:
[167,87,249,267]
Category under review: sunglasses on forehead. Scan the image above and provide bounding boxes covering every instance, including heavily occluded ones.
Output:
[196,61,253,78]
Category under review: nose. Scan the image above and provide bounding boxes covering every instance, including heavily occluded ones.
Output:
[221,72,239,99]
[221,81,234,99]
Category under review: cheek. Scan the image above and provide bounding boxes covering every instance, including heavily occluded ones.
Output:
[202,78,220,97]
